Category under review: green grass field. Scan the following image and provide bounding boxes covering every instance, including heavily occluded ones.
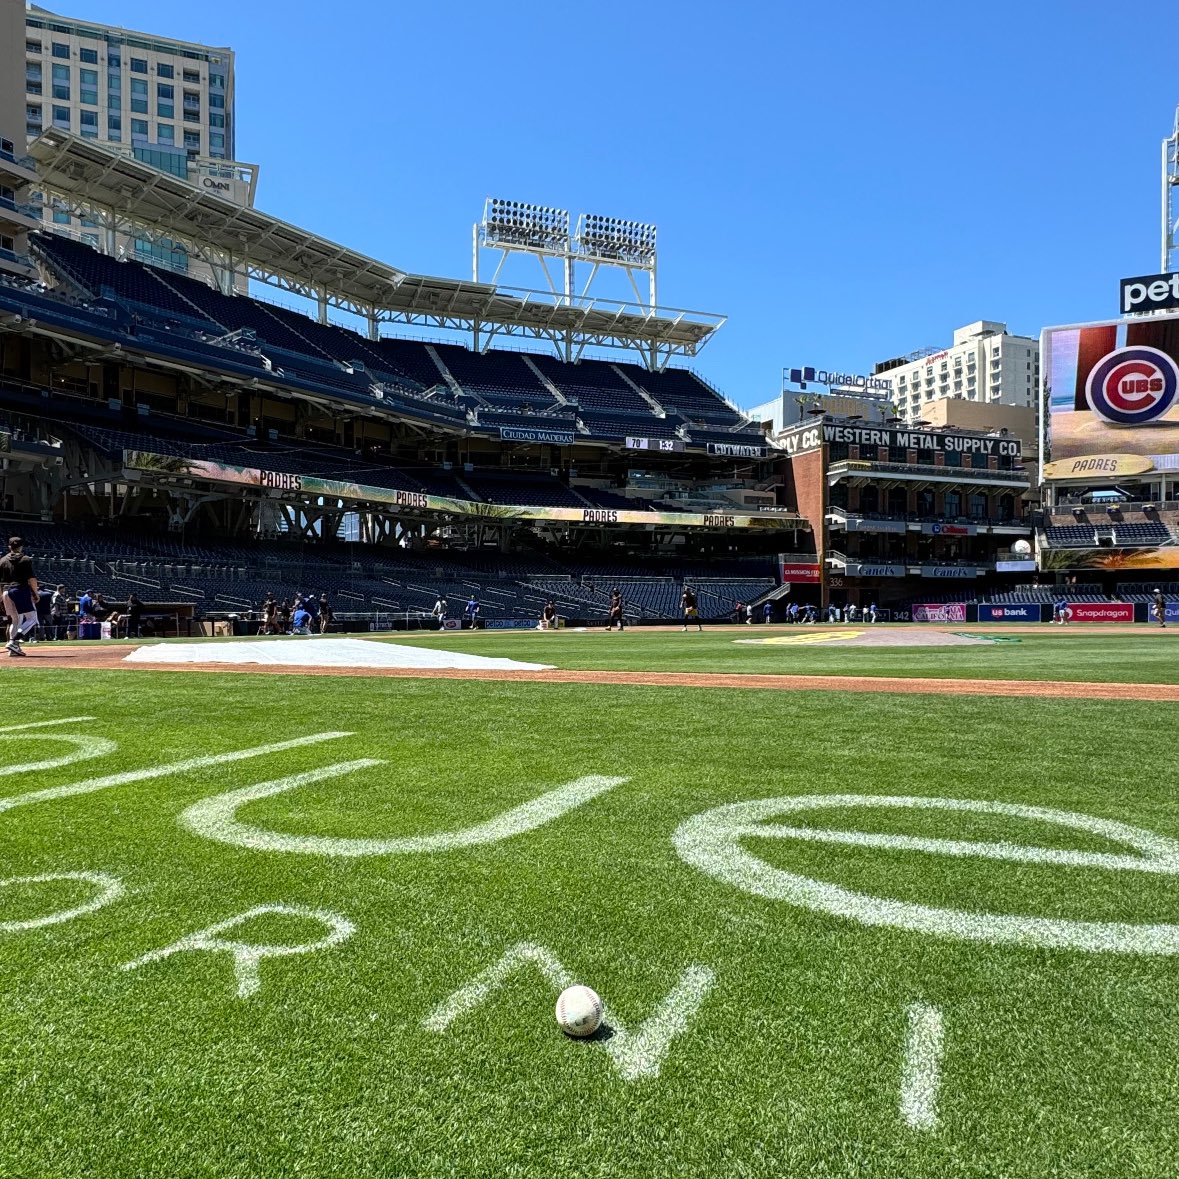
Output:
[384,624,1179,683]
[7,643,1179,1176]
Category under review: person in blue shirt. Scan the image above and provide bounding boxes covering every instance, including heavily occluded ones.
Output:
[763,600,773,624]
[78,588,95,619]
[787,601,799,624]
[465,596,479,628]
[1053,597,1070,625]
[292,605,312,635]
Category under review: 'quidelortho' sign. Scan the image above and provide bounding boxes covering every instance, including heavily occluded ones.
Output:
[1121,273,1179,315]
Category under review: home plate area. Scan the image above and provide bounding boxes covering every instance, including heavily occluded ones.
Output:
[122,637,554,671]
[736,628,993,647]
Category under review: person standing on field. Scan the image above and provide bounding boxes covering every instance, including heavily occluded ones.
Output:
[681,586,702,632]
[1152,588,1166,628]
[1,537,39,657]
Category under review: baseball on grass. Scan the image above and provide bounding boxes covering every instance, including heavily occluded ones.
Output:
[555,985,603,1038]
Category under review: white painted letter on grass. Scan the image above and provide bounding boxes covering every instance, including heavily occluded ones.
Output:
[900,1002,943,1131]
[180,769,627,857]
[674,794,1179,954]
[0,871,123,932]
[422,942,715,1083]
[0,731,352,816]
[0,733,117,777]
[120,904,354,998]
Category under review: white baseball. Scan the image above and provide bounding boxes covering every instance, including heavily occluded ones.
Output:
[555,984,603,1038]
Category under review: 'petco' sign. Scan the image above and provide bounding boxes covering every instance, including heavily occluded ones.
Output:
[1121,272,1179,314]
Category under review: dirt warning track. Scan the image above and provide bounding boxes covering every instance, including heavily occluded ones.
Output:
[12,643,1179,701]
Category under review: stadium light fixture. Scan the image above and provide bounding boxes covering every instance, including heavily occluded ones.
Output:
[576,213,657,265]
[483,198,570,253]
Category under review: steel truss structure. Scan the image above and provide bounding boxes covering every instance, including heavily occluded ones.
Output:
[1164,105,1179,274]
[28,133,723,370]
[474,198,670,364]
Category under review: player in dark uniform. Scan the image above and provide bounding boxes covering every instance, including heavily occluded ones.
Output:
[1,537,39,657]
[1152,588,1167,628]
[681,586,702,632]
[605,589,625,632]
[540,600,558,630]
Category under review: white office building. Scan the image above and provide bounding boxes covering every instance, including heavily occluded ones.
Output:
[880,321,1040,423]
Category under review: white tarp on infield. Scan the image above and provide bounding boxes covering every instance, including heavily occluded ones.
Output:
[123,637,554,672]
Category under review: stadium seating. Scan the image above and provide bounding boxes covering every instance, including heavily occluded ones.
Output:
[20,233,762,448]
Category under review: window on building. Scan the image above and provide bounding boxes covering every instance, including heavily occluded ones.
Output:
[53,209,71,224]
[183,68,199,83]
[108,93,121,111]
[51,42,70,59]
[26,104,41,121]
[51,63,69,81]
[209,93,225,109]
[27,39,42,54]
[158,103,174,119]
[80,68,97,85]
[131,118,148,140]
[157,123,174,143]
[157,83,173,99]
[209,72,225,89]
[108,50,121,68]
[79,47,98,64]
[107,113,122,136]
[26,82,42,96]
[944,491,962,515]
[82,232,99,248]
[131,78,147,95]
[52,106,70,130]
[184,109,200,124]
[209,132,224,150]
[80,109,98,130]
[158,63,174,78]
[969,493,987,518]
[208,112,224,128]
[183,130,201,149]
[130,57,147,73]
[131,98,148,114]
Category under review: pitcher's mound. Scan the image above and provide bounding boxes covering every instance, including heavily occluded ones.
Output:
[124,637,554,671]
[736,628,991,647]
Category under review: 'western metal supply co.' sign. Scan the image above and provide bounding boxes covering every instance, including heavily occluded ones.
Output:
[781,422,1022,459]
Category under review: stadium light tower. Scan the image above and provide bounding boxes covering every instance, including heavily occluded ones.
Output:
[1163,105,1179,273]
[474,197,660,360]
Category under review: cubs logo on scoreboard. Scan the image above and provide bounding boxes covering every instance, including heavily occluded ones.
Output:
[1084,346,1179,425]
[1043,311,1179,479]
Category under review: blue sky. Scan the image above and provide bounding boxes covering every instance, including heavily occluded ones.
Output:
[51,0,1179,408]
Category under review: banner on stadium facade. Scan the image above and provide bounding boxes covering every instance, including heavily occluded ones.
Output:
[1120,273,1179,315]
[482,619,538,630]
[843,562,906,577]
[995,559,1037,573]
[920,565,980,578]
[977,604,1040,622]
[920,522,977,536]
[1042,310,1179,476]
[498,426,576,445]
[706,442,767,459]
[841,517,906,534]
[121,451,797,530]
[912,603,967,622]
[779,561,821,583]
[1066,602,1134,623]
[1029,545,1179,570]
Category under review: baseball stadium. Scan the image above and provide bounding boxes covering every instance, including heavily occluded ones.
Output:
[5,4,1179,1177]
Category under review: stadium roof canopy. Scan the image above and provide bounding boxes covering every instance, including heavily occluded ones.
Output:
[29,132,724,367]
